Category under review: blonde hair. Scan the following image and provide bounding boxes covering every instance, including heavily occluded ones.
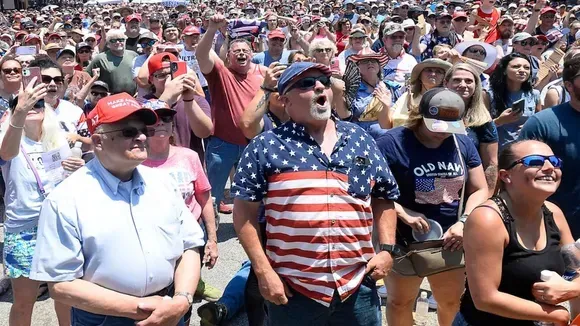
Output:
[404,106,423,130]
[0,104,68,152]
[433,44,452,57]
[444,63,491,128]
[106,29,126,43]
[308,38,337,57]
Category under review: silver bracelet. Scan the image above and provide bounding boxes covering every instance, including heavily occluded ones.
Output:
[9,120,24,129]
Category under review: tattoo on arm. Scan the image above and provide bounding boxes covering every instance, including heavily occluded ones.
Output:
[256,92,271,112]
[485,164,498,195]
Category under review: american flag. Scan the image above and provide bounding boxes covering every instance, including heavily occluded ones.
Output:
[415,176,464,205]
[233,119,399,306]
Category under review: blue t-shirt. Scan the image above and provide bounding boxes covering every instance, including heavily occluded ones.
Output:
[489,89,540,148]
[251,49,294,67]
[377,127,482,244]
[467,120,499,149]
[519,102,580,237]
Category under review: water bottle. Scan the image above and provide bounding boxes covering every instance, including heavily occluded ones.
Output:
[63,142,83,178]
[535,270,558,326]
[561,239,580,281]
[415,291,429,326]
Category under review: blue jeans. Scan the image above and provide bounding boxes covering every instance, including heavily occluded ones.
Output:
[452,312,472,326]
[218,260,252,320]
[71,307,185,326]
[266,275,381,326]
[205,136,246,206]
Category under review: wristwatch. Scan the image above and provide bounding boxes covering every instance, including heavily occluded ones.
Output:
[459,213,469,224]
[173,292,194,306]
[379,244,405,257]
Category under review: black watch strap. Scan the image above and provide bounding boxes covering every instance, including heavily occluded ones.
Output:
[379,244,405,257]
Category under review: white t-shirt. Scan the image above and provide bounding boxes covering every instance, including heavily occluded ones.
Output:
[132,54,150,98]
[180,48,208,88]
[53,99,83,134]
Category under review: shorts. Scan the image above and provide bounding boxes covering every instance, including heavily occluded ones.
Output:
[2,226,38,278]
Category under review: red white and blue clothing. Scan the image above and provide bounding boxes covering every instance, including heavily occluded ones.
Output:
[233,119,399,306]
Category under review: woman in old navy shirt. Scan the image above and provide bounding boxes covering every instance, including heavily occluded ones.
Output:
[377,88,488,326]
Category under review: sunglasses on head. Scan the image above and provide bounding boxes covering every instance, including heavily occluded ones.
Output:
[99,126,156,138]
[517,39,537,46]
[286,75,331,93]
[42,75,64,84]
[507,154,563,170]
[2,68,21,74]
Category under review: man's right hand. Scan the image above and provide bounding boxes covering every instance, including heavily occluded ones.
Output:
[257,268,293,305]
[263,63,286,90]
[209,14,227,30]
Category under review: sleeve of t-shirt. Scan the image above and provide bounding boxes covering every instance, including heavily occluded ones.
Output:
[367,136,400,200]
[232,138,268,202]
[131,57,139,78]
[518,114,546,141]
[194,94,212,120]
[473,121,499,144]
[459,135,482,169]
[419,35,429,46]
[251,52,265,65]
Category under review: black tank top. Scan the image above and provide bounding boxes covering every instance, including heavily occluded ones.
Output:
[460,196,566,326]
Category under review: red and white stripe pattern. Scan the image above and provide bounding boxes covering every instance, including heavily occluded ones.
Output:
[264,171,375,306]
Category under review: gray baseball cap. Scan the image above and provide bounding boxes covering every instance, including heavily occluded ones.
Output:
[383,22,405,36]
[513,32,534,43]
[419,88,466,134]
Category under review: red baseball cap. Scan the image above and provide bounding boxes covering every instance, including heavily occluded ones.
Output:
[452,11,468,20]
[540,7,556,15]
[148,52,178,75]
[535,34,549,42]
[47,33,63,40]
[183,25,201,36]
[87,93,158,134]
[24,34,40,43]
[126,13,142,22]
[268,29,286,39]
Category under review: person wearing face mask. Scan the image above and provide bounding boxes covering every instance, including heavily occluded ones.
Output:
[196,14,266,218]
[124,14,142,52]
[381,22,418,92]
[389,58,452,128]
[420,11,462,61]
[85,29,138,95]
[455,140,573,326]
[488,53,541,148]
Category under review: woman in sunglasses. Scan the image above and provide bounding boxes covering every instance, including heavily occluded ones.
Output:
[1,74,84,326]
[141,99,218,324]
[453,41,497,90]
[308,38,337,69]
[456,140,576,326]
[488,53,541,148]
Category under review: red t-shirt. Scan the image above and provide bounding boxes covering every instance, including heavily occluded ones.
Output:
[204,59,263,145]
[474,7,501,44]
[336,31,349,54]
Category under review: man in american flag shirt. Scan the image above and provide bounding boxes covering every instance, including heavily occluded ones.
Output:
[232,62,400,325]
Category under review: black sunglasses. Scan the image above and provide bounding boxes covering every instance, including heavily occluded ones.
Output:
[466,48,486,56]
[286,75,331,93]
[2,68,21,74]
[99,126,156,138]
[517,40,537,46]
[159,114,174,123]
[42,75,65,84]
[507,154,563,170]
[90,91,107,97]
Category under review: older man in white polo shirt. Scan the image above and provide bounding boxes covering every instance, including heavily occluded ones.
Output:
[30,93,205,326]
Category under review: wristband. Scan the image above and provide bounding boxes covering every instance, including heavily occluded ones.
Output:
[261,85,276,92]
[9,120,24,129]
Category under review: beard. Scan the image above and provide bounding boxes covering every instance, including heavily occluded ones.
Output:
[391,44,403,53]
[500,29,513,39]
[309,97,332,121]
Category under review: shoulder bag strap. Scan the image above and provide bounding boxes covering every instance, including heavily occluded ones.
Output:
[20,145,46,198]
[452,135,467,219]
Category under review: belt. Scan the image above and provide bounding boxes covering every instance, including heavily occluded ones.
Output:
[150,283,174,297]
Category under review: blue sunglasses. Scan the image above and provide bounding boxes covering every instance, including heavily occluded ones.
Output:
[507,154,563,170]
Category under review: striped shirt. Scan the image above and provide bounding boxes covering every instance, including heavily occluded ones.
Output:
[233,120,399,306]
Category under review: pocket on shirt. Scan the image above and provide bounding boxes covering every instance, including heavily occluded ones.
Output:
[156,221,183,260]
[347,163,373,200]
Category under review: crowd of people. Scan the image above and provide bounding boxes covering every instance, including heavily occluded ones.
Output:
[2,0,580,325]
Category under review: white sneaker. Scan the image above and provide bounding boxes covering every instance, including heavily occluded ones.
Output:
[378,285,388,298]
[428,294,438,310]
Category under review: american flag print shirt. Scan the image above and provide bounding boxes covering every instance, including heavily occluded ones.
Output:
[233,120,400,306]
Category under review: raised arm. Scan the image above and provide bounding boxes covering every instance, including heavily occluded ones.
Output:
[198,14,228,75]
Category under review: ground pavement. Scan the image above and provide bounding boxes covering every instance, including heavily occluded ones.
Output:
[0,211,440,326]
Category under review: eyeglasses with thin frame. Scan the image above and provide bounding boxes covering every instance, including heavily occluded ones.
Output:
[506,154,563,170]
[98,126,156,138]
[286,75,332,93]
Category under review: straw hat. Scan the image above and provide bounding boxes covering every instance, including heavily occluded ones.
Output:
[409,58,453,84]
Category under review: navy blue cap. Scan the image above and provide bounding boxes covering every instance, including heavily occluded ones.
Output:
[277,62,332,95]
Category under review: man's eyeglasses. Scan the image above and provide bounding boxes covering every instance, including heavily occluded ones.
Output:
[517,39,537,46]
[109,38,125,43]
[466,48,486,56]
[507,154,563,170]
[99,126,156,138]
[90,91,107,97]
[286,75,331,93]
[2,68,21,74]
[314,48,333,53]
[42,75,65,84]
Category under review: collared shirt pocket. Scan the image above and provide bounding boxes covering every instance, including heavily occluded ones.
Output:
[347,157,373,200]
[156,218,183,261]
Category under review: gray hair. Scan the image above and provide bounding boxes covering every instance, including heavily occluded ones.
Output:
[308,38,337,57]
[105,29,127,43]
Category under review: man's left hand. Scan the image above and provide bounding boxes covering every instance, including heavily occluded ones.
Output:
[135,296,189,326]
[365,251,393,280]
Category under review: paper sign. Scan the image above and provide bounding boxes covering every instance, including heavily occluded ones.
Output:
[537,49,565,82]
[42,145,72,172]
[418,15,427,36]
[16,46,37,56]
